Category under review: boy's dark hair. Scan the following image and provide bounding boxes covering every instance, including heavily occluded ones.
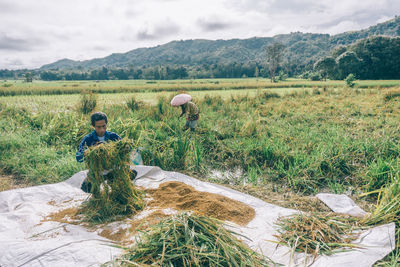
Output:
[91,112,108,126]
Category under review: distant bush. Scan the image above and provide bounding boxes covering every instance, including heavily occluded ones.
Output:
[126,96,140,111]
[310,73,322,81]
[261,92,281,100]
[302,71,322,81]
[384,90,400,101]
[278,70,288,81]
[345,74,356,88]
[79,91,97,114]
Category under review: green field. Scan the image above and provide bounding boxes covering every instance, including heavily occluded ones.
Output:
[2,78,400,96]
[1,78,399,264]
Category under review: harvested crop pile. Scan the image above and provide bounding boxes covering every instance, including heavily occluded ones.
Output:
[146,181,255,226]
[362,174,400,248]
[42,180,255,244]
[80,138,145,223]
[114,213,272,266]
[275,212,362,255]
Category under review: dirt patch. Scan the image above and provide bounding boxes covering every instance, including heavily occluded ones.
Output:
[0,173,29,192]
[146,181,255,226]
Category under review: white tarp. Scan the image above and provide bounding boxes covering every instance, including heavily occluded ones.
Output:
[316,193,368,218]
[0,166,396,267]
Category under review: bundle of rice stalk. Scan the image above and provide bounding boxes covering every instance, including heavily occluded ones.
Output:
[81,138,145,223]
[274,212,361,255]
[362,174,400,246]
[114,213,272,266]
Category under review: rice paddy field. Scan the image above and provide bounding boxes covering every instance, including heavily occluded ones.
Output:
[1,78,399,265]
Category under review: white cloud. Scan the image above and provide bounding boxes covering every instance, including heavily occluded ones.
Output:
[0,0,399,69]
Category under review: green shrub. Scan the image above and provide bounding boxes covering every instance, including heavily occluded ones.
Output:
[345,74,356,88]
[310,73,322,81]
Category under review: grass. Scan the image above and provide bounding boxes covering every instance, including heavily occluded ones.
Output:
[78,91,97,114]
[1,85,399,195]
[112,213,272,266]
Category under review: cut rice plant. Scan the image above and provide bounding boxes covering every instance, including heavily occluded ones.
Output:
[362,173,400,227]
[113,213,272,266]
[274,212,362,255]
[361,173,400,256]
[80,138,145,223]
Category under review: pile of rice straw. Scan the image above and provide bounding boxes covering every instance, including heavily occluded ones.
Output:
[80,138,145,223]
[275,212,361,255]
[113,213,272,266]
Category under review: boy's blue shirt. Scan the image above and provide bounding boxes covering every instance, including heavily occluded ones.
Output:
[76,130,121,162]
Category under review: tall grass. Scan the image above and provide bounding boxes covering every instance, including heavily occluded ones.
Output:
[1,86,399,197]
[126,96,140,111]
[78,91,97,114]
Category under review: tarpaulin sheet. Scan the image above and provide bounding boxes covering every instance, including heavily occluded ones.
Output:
[0,166,396,266]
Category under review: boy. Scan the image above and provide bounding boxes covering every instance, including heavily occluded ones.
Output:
[76,112,136,192]
[76,112,120,162]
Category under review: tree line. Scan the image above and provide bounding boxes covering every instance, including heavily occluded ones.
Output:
[314,36,400,80]
[1,36,399,81]
[1,63,272,81]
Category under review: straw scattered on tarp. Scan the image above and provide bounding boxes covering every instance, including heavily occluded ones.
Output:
[80,138,145,223]
[112,213,273,266]
[274,212,362,256]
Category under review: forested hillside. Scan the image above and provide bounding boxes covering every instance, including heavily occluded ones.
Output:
[1,16,399,80]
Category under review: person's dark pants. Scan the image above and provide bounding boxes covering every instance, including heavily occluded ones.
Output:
[81,169,138,193]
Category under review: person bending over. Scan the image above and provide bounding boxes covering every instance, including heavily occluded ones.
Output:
[180,101,200,132]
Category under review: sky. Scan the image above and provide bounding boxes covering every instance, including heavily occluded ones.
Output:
[0,0,399,69]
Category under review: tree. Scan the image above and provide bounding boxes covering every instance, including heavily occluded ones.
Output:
[254,66,259,77]
[25,72,33,82]
[336,51,362,79]
[314,57,337,80]
[265,42,285,82]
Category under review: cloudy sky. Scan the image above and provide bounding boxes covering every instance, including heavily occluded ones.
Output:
[0,0,399,69]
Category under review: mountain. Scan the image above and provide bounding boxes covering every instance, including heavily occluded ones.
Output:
[40,16,400,72]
